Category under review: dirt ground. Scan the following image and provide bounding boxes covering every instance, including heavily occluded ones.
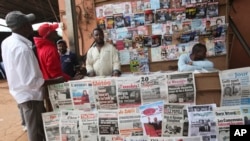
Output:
[0,80,28,141]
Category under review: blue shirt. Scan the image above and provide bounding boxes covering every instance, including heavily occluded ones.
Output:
[60,51,79,77]
[178,53,214,71]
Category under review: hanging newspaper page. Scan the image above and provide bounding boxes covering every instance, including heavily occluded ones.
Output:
[98,110,119,135]
[59,110,80,141]
[79,111,99,141]
[118,108,143,136]
[124,136,149,141]
[149,137,174,141]
[187,104,217,141]
[140,74,167,104]
[69,80,96,111]
[116,77,142,108]
[166,72,196,105]
[215,107,244,141]
[240,105,250,125]
[99,135,124,141]
[48,82,73,111]
[219,67,250,106]
[139,101,164,137]
[42,111,60,141]
[174,136,202,141]
[162,104,188,137]
[93,78,118,109]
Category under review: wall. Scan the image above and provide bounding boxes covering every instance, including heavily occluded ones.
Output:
[228,0,250,68]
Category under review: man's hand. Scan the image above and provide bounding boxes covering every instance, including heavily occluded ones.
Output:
[88,71,96,77]
[187,61,193,65]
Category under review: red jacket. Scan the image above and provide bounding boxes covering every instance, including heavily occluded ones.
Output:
[34,37,70,81]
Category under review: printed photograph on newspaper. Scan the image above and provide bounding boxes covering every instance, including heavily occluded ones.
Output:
[166,72,196,105]
[140,74,167,104]
[219,67,250,106]
[139,101,164,137]
[118,108,143,136]
[93,78,118,109]
[69,80,96,111]
[48,82,73,111]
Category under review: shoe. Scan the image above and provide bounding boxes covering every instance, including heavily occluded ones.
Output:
[22,125,27,132]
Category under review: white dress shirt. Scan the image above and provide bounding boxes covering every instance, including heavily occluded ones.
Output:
[1,33,44,104]
[86,42,121,76]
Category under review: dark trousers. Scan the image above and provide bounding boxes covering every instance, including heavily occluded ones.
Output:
[18,101,46,141]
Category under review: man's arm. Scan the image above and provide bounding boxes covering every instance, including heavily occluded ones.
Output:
[85,48,95,74]
[111,46,121,75]
[178,54,202,71]
[192,59,214,69]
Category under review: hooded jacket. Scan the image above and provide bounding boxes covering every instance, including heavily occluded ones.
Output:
[34,37,70,81]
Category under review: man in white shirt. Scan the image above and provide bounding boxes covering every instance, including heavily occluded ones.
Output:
[1,11,64,141]
[178,43,214,71]
[86,28,121,77]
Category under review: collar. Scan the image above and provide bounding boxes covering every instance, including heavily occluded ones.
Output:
[61,50,70,56]
[12,33,33,48]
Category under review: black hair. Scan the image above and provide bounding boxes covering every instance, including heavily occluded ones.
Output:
[93,27,104,35]
[191,43,207,54]
[56,39,66,44]
[216,18,223,24]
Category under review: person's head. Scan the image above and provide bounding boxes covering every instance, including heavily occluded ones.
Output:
[5,11,35,38]
[83,90,88,95]
[216,18,223,26]
[154,117,158,122]
[224,87,231,95]
[148,13,153,21]
[191,43,207,61]
[93,27,105,46]
[125,4,130,12]
[166,26,170,31]
[206,20,211,27]
[38,23,59,42]
[99,9,104,17]
[57,39,67,54]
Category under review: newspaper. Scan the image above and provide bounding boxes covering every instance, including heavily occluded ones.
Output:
[79,111,99,141]
[98,110,120,135]
[124,136,148,141]
[162,104,188,137]
[69,80,96,111]
[140,74,167,104]
[99,135,124,141]
[187,104,217,141]
[139,101,164,137]
[166,72,196,105]
[240,105,250,125]
[215,106,244,141]
[116,77,142,108]
[42,111,60,141]
[92,78,118,109]
[118,108,143,136]
[149,136,202,141]
[59,110,80,141]
[219,67,250,106]
[47,82,73,111]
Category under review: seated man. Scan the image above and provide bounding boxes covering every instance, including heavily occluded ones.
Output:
[86,27,121,77]
[178,43,214,71]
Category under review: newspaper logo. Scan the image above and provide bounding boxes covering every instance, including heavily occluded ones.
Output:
[230,125,250,141]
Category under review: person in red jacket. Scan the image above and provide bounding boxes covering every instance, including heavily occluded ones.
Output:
[34,23,71,81]
[34,23,71,111]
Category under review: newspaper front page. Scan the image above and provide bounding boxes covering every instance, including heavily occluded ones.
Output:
[188,104,217,141]
[219,67,250,106]
[140,74,167,104]
[149,136,202,141]
[42,111,60,141]
[124,136,149,141]
[93,78,118,109]
[116,77,142,108]
[118,108,143,136]
[99,135,124,141]
[166,72,196,105]
[69,80,96,111]
[139,101,164,137]
[215,106,245,141]
[162,104,188,137]
[59,110,80,141]
[79,111,99,141]
[240,105,250,125]
[98,110,120,135]
[47,82,73,111]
